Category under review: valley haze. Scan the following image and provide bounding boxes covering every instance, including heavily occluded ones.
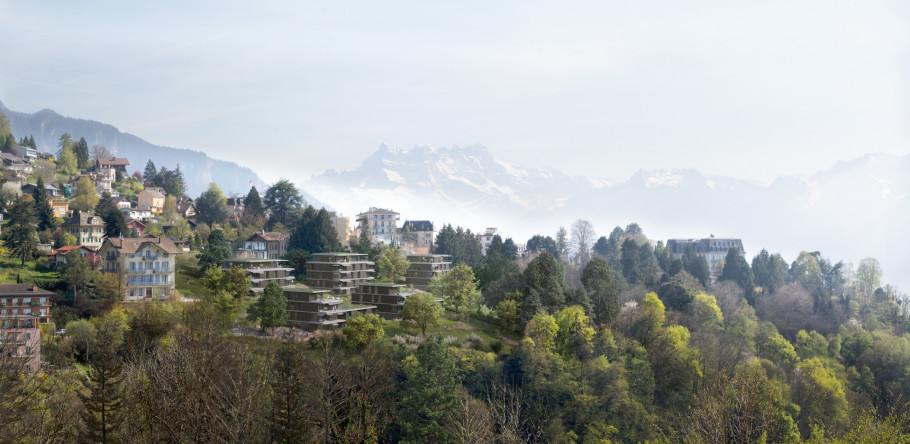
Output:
[3,99,904,289]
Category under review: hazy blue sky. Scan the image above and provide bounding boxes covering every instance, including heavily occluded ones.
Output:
[1,0,908,184]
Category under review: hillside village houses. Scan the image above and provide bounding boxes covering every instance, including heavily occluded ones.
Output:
[61,211,105,249]
[137,187,166,213]
[99,236,181,301]
[0,141,530,335]
[0,284,54,371]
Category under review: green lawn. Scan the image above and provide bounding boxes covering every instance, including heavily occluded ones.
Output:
[0,254,60,284]
[175,253,210,299]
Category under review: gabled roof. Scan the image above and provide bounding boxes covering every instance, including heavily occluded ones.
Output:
[126,218,146,228]
[139,188,165,198]
[97,157,130,167]
[246,231,290,242]
[61,212,103,227]
[103,237,182,255]
[49,245,93,257]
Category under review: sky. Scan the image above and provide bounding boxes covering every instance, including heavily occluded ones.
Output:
[1,0,909,185]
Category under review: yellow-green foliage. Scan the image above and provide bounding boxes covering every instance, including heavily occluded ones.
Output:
[691,293,724,328]
[555,305,596,345]
[795,357,849,434]
[526,312,559,351]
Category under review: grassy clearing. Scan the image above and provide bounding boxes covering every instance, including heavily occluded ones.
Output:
[382,310,521,355]
[175,253,209,299]
[0,254,59,284]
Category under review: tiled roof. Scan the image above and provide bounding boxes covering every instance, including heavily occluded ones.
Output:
[104,237,182,254]
[98,157,130,167]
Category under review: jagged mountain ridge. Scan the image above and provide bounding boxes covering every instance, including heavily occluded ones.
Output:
[306,144,908,290]
[0,100,266,197]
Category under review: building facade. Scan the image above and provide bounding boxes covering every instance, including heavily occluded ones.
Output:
[61,211,105,249]
[306,253,375,295]
[327,211,350,247]
[99,237,181,301]
[0,284,55,372]
[137,187,166,213]
[401,220,434,253]
[479,227,500,255]
[405,254,453,291]
[284,285,376,331]
[667,237,746,276]
[356,207,400,246]
[223,258,294,293]
[236,231,290,259]
[351,283,416,319]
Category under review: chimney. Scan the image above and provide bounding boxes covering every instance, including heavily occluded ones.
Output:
[31,284,37,292]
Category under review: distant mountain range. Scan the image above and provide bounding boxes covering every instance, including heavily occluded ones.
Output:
[305,144,909,290]
[0,100,266,197]
[2,99,904,289]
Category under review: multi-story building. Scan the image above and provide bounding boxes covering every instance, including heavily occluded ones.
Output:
[479,227,500,255]
[61,211,105,249]
[405,254,452,291]
[222,258,294,293]
[351,283,416,319]
[667,236,746,276]
[401,220,434,253]
[51,200,69,219]
[98,237,181,301]
[0,284,55,372]
[226,196,244,222]
[0,284,54,327]
[284,285,376,331]
[356,207,400,246]
[137,187,166,213]
[235,231,290,259]
[96,157,130,173]
[306,253,374,296]
[327,211,350,247]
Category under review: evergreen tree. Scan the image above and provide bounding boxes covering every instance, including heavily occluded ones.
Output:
[524,252,566,311]
[720,248,755,300]
[1,134,16,154]
[398,336,462,444]
[3,195,39,265]
[79,323,124,444]
[73,137,90,170]
[142,160,157,182]
[581,257,619,326]
[263,179,304,229]
[33,177,57,232]
[242,186,265,227]
[28,135,35,149]
[195,183,228,226]
[95,192,127,239]
[197,229,232,270]
[621,238,642,285]
[289,206,343,254]
[248,282,288,332]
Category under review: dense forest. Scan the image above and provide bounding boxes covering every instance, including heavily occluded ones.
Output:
[5,219,909,443]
